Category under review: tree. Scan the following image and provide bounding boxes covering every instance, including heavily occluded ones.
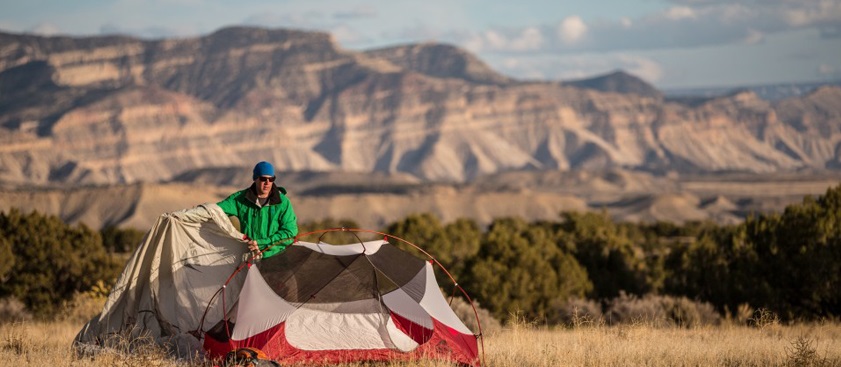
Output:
[558,211,649,299]
[100,225,146,253]
[0,209,121,316]
[466,217,591,322]
[741,185,841,319]
[0,236,13,283]
[298,218,361,244]
[440,218,481,279]
[664,224,754,316]
[384,213,449,261]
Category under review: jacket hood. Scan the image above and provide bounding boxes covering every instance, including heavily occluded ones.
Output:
[245,183,287,206]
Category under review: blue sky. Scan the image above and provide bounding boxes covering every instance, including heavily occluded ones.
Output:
[1,0,840,89]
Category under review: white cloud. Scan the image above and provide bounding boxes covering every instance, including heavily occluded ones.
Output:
[510,27,544,51]
[0,21,20,33]
[462,34,485,53]
[781,0,841,27]
[484,30,507,50]
[616,54,664,83]
[663,6,697,20]
[490,53,663,84]
[333,6,377,20]
[467,27,544,52]
[243,11,326,30]
[99,23,198,39]
[743,28,765,44]
[620,17,633,28]
[330,24,371,45]
[463,0,841,55]
[817,63,841,80]
[30,22,61,36]
[557,16,587,44]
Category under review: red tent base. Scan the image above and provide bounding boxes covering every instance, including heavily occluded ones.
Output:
[204,320,479,366]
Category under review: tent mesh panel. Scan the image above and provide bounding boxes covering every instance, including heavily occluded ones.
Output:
[256,243,426,304]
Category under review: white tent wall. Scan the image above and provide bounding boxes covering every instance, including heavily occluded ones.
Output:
[74,204,249,359]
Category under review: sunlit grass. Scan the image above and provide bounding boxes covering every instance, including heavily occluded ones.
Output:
[2,317,841,367]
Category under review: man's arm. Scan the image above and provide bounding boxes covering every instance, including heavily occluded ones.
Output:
[257,199,298,251]
[217,192,239,217]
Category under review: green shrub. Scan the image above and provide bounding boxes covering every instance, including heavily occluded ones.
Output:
[0,209,121,317]
[466,217,592,323]
[558,211,650,299]
[100,225,146,253]
[0,237,13,283]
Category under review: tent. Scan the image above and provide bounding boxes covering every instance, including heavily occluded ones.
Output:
[74,204,483,366]
[74,204,249,357]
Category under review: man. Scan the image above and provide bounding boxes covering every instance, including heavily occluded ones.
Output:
[217,161,298,258]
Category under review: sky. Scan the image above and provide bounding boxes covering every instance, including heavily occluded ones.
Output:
[1,0,840,89]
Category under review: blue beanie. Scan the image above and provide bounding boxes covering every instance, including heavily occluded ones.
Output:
[252,161,275,180]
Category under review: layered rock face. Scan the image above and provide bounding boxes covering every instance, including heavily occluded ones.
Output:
[1,27,840,187]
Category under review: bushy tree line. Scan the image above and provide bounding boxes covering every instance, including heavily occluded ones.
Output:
[665,185,841,321]
[3,184,840,322]
[385,185,841,323]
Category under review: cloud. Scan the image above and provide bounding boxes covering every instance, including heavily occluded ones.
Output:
[389,24,447,43]
[242,9,379,46]
[557,16,587,44]
[818,64,836,75]
[820,25,841,38]
[333,6,377,20]
[467,26,544,52]
[464,0,841,54]
[663,6,697,20]
[330,23,373,45]
[743,28,765,45]
[817,63,841,80]
[491,53,663,84]
[243,11,326,30]
[30,22,62,36]
[99,23,196,39]
[508,27,544,51]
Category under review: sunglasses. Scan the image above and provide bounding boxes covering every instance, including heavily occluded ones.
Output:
[257,176,276,183]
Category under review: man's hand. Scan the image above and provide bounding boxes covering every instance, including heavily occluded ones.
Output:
[247,240,259,252]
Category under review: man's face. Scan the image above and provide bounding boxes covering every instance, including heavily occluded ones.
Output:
[255,175,274,197]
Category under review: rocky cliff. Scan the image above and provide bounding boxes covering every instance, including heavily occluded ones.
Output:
[1,26,840,187]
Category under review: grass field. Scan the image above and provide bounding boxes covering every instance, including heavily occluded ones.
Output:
[3,317,841,367]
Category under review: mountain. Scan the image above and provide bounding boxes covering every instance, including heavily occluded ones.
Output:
[563,70,662,99]
[664,80,841,102]
[1,26,839,229]
[364,43,514,86]
[1,26,840,189]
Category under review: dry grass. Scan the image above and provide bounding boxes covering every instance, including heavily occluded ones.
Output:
[488,321,841,367]
[2,318,841,367]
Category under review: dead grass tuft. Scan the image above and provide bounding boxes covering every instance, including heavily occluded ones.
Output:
[0,298,31,323]
[448,297,502,336]
[605,292,721,327]
[1,332,27,356]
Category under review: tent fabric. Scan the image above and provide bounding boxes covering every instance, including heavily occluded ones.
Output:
[74,203,249,359]
[74,203,480,366]
[204,240,480,366]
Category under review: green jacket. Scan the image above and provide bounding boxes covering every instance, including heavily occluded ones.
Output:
[217,183,298,258]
